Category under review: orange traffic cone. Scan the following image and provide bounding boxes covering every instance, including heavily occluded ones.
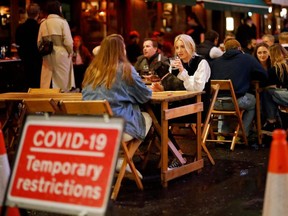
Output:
[0,125,20,216]
[262,129,288,216]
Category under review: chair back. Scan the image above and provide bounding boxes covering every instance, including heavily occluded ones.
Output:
[23,98,60,114]
[28,88,61,93]
[211,79,241,114]
[59,100,113,116]
[207,79,248,150]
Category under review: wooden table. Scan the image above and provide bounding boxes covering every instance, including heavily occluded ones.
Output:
[0,92,82,102]
[252,81,262,145]
[0,92,82,151]
[145,91,204,187]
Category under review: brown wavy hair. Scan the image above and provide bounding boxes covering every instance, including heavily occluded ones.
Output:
[82,34,133,89]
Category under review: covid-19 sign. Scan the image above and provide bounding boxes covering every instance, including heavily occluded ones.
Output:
[6,115,124,216]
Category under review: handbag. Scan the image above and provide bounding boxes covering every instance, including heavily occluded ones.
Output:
[39,20,53,56]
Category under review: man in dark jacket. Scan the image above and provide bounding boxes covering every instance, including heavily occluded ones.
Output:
[15,3,42,89]
[210,39,267,138]
[197,30,223,62]
[134,38,169,77]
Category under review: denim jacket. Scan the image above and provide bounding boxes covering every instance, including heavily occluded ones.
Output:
[82,65,152,140]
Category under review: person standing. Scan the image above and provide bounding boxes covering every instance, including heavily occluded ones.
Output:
[37,0,75,91]
[72,35,92,90]
[15,3,42,89]
[186,13,205,45]
[236,17,257,49]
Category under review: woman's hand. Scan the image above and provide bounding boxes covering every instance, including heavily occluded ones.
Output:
[150,82,164,92]
[173,58,184,73]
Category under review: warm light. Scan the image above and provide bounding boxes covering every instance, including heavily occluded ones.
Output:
[280,8,287,18]
[163,3,173,12]
[248,12,252,17]
[269,6,272,13]
[268,24,272,30]
[226,17,234,31]
[99,11,106,16]
[278,24,281,29]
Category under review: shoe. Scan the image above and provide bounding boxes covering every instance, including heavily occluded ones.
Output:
[116,158,143,179]
[168,157,186,170]
[262,121,282,135]
[217,135,225,141]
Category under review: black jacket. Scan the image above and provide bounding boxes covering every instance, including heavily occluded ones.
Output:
[210,49,267,97]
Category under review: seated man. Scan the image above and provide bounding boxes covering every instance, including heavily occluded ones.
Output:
[134,38,169,77]
[210,39,267,140]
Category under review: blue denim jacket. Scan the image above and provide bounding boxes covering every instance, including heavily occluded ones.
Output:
[82,65,152,140]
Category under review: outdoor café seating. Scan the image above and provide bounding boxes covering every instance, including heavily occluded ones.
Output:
[59,100,144,201]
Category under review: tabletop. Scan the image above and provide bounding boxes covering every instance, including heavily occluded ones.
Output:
[151,90,203,102]
[0,92,82,101]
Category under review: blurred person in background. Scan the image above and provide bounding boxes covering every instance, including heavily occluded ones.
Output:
[219,32,235,52]
[72,35,92,90]
[152,30,174,58]
[186,13,205,45]
[197,29,223,62]
[37,0,75,91]
[262,34,275,47]
[278,32,288,51]
[15,3,42,89]
[243,38,257,55]
[236,17,256,49]
[126,30,142,65]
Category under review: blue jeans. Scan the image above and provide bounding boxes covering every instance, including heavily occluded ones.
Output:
[214,93,256,136]
[262,88,287,121]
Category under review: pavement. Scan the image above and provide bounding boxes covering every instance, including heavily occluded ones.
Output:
[106,128,270,216]
[24,127,272,216]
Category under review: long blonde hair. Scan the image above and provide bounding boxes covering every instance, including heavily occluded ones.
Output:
[269,43,288,83]
[174,34,196,58]
[82,34,133,89]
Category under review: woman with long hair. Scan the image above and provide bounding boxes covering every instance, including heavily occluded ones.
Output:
[253,42,271,71]
[82,34,152,142]
[262,43,288,131]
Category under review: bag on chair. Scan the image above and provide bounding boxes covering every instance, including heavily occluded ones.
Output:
[38,40,53,56]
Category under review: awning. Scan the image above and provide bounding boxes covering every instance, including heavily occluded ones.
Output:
[146,0,196,6]
[271,0,288,6]
[197,0,269,14]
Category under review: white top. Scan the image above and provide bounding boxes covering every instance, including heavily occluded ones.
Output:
[177,59,211,92]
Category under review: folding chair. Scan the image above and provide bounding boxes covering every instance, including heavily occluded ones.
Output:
[28,88,61,93]
[204,80,248,151]
[59,100,144,200]
[23,98,60,114]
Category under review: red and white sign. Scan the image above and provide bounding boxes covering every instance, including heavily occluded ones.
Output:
[6,115,124,216]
